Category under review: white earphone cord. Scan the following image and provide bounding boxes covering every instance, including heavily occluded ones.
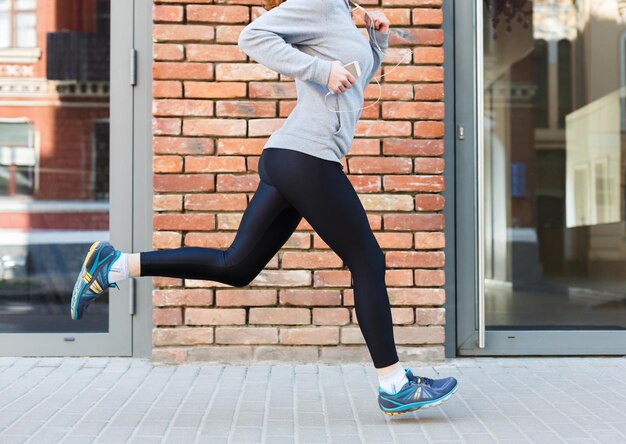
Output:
[324,1,413,115]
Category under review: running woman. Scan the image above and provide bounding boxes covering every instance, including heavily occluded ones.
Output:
[70,0,458,416]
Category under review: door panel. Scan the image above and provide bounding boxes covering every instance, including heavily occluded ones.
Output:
[456,0,626,355]
[0,0,133,355]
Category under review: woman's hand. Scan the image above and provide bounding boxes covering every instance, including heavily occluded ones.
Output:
[364,11,389,34]
[326,60,356,94]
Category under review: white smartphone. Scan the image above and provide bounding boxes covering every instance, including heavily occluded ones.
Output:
[343,60,362,78]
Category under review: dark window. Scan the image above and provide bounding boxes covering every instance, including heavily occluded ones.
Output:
[533,39,549,129]
[558,39,573,129]
[93,121,109,201]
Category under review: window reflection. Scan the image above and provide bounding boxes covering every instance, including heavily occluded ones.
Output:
[483,0,626,329]
[0,0,111,333]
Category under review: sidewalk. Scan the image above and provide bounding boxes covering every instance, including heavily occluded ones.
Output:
[0,357,625,443]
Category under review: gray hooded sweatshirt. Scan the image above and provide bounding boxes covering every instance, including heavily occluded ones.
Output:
[237,0,389,167]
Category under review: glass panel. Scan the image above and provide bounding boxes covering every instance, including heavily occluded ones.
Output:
[14,0,36,10]
[0,15,10,48]
[482,0,626,330]
[14,12,36,47]
[0,0,111,333]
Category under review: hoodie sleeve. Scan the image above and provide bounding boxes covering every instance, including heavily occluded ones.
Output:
[237,0,333,88]
[365,27,389,84]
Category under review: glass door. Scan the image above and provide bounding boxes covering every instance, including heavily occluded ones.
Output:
[0,0,134,355]
[456,0,626,355]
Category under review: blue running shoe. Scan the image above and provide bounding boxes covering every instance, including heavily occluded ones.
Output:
[378,368,458,416]
[70,241,121,320]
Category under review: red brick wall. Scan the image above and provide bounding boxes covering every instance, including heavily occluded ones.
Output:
[150,0,445,364]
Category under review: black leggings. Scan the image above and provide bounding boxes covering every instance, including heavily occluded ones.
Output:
[141,147,399,368]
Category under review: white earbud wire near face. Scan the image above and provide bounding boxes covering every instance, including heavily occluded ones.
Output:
[324,0,414,118]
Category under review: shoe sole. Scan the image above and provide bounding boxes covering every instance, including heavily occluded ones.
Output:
[70,241,103,320]
[380,383,459,416]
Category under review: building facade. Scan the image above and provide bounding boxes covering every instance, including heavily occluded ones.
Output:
[1,0,625,362]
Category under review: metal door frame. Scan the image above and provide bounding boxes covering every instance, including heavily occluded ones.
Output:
[452,0,626,356]
[0,0,155,357]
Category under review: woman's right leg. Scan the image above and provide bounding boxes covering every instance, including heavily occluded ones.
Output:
[139,158,302,286]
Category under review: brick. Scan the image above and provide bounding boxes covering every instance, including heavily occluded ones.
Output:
[383,102,444,120]
[248,119,286,137]
[153,99,214,117]
[412,47,444,65]
[153,80,182,98]
[388,288,445,306]
[363,83,413,101]
[414,158,444,174]
[153,43,184,61]
[312,271,352,288]
[414,269,445,286]
[412,8,443,25]
[385,251,444,268]
[392,28,443,46]
[249,308,311,325]
[153,24,215,42]
[383,66,443,83]
[415,194,445,211]
[414,83,444,100]
[374,232,413,249]
[392,307,416,325]
[216,289,277,306]
[216,174,260,192]
[187,346,253,363]
[249,82,297,99]
[154,174,215,193]
[153,308,183,326]
[216,25,245,43]
[184,193,247,211]
[215,327,278,344]
[153,289,214,307]
[152,118,181,136]
[385,269,414,286]
[154,137,215,155]
[278,289,341,306]
[279,327,339,345]
[341,326,365,344]
[187,5,249,23]
[383,175,443,193]
[185,81,247,99]
[216,101,276,118]
[348,157,412,174]
[416,308,445,325]
[312,308,350,326]
[348,175,381,193]
[186,308,246,325]
[355,120,412,137]
[152,347,188,364]
[185,232,234,248]
[183,119,247,137]
[217,138,265,155]
[153,194,183,211]
[152,231,181,249]
[153,62,214,80]
[216,63,278,81]
[185,156,247,173]
[383,213,444,231]
[153,214,216,231]
[360,194,413,211]
[187,44,246,62]
[384,138,444,155]
[393,326,444,344]
[414,232,445,249]
[153,155,183,173]
[153,5,184,22]
[281,252,343,269]
[152,327,214,346]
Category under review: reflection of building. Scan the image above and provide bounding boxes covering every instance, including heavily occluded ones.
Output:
[0,0,110,236]
[484,0,626,283]
[0,0,109,225]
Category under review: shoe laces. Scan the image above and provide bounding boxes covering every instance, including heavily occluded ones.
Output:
[407,372,434,386]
